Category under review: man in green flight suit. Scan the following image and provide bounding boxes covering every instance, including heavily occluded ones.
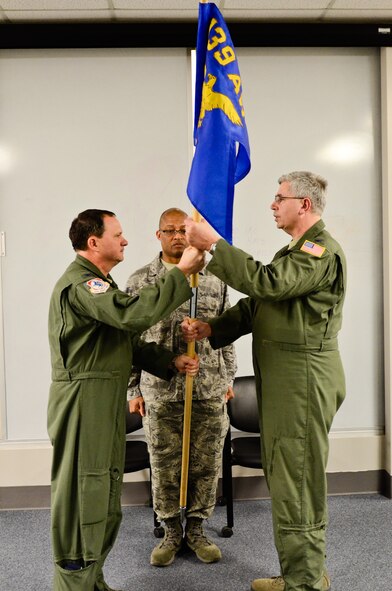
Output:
[182,171,346,591]
[47,209,204,591]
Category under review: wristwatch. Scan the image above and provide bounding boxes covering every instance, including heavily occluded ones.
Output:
[209,242,218,255]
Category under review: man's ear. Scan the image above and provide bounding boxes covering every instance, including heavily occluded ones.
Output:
[302,197,312,212]
[87,235,99,251]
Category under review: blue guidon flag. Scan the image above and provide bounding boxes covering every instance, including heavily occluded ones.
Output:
[187,1,251,244]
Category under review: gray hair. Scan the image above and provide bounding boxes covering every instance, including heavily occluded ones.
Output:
[278,171,327,215]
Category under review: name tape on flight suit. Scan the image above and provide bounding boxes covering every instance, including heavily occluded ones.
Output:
[85,278,110,294]
[300,240,326,258]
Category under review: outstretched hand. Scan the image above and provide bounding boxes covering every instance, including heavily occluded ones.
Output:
[177,246,205,276]
[181,316,212,342]
[185,217,219,251]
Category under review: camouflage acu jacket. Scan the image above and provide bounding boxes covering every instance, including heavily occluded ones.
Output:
[125,254,237,403]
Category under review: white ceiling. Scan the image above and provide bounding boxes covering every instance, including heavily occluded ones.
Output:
[0,1,391,24]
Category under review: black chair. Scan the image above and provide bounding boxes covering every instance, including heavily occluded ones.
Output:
[219,375,262,537]
[124,405,164,537]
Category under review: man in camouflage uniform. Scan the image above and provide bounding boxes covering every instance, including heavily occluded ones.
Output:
[182,172,346,591]
[125,208,237,567]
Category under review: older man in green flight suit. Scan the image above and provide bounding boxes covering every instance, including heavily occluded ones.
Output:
[182,171,346,591]
[47,209,204,591]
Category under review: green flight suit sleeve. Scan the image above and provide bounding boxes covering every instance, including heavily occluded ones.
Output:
[131,334,176,382]
[209,296,254,350]
[207,239,339,302]
[71,266,192,333]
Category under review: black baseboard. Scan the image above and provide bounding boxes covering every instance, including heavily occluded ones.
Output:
[1,471,391,510]
[381,470,392,499]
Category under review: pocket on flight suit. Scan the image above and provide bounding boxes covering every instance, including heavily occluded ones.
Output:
[80,468,110,558]
[277,520,327,587]
[108,467,122,516]
[269,436,306,504]
[54,559,97,591]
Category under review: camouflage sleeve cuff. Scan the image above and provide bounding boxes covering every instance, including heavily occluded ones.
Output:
[127,386,142,400]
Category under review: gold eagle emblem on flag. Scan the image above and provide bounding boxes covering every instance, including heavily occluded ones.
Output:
[198,73,242,128]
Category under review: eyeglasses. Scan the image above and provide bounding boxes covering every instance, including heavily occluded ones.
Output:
[273,195,306,204]
[159,229,186,236]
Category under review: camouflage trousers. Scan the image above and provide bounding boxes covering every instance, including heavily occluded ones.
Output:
[143,398,229,521]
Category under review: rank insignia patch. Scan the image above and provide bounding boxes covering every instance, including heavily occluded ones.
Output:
[300,240,326,257]
[85,278,110,294]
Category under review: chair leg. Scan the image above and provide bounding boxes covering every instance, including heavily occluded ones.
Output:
[220,428,234,537]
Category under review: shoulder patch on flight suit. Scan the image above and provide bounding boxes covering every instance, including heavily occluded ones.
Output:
[85,278,110,294]
[300,240,326,257]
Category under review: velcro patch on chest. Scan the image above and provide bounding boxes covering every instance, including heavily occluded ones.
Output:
[300,240,326,257]
[85,278,110,294]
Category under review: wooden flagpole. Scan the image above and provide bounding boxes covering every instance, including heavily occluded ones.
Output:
[180,208,201,521]
[180,0,208,520]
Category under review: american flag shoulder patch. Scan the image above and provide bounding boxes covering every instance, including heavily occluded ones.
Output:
[300,240,326,258]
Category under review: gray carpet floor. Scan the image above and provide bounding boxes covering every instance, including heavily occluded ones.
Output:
[0,494,391,590]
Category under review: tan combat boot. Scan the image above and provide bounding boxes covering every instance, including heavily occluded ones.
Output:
[251,571,331,591]
[185,517,222,563]
[150,517,183,567]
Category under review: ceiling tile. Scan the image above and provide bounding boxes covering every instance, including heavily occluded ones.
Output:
[113,0,196,7]
[114,9,197,20]
[223,9,326,21]
[224,0,330,7]
[325,9,392,20]
[333,0,392,7]
[0,0,391,24]
[0,1,109,7]
[3,9,115,22]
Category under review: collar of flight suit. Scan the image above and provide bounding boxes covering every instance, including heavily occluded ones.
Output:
[279,219,326,257]
[74,254,118,289]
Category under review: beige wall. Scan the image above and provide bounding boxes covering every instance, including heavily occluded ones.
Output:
[0,46,391,492]
[381,47,392,476]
